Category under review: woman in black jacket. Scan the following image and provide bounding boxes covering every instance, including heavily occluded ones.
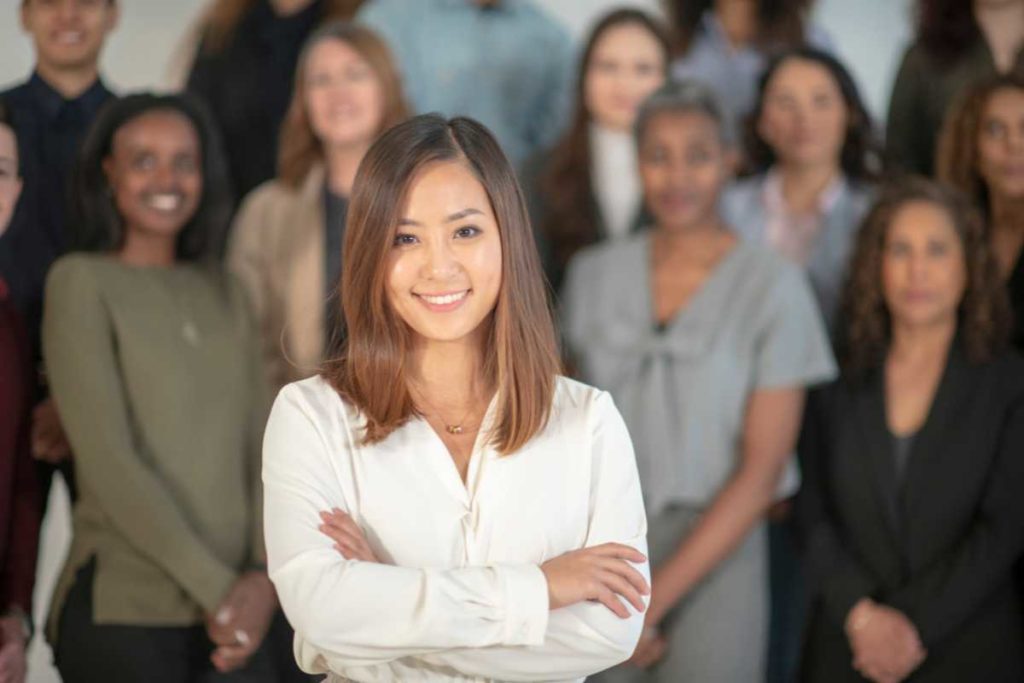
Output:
[798,177,1024,683]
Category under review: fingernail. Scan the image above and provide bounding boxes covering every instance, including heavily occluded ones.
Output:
[215,607,232,625]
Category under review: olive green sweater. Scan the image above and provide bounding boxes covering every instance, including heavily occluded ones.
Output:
[42,254,268,641]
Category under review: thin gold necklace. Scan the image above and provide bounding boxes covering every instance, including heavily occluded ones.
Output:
[410,384,484,435]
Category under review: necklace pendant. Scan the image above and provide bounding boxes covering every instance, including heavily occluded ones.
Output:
[446,424,464,435]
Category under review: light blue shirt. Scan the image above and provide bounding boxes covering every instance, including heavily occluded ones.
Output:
[358,0,574,167]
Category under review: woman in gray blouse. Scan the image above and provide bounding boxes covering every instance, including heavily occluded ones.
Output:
[564,81,836,681]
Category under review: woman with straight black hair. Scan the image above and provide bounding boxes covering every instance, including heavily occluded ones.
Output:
[42,93,280,682]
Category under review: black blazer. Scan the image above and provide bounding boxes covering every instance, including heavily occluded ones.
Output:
[797,344,1024,682]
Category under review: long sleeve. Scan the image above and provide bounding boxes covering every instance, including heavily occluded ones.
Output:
[884,398,1024,647]
[412,391,649,681]
[263,385,551,673]
[796,388,879,629]
[42,259,237,613]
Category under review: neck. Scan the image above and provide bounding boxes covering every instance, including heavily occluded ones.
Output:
[777,162,839,215]
[117,230,176,268]
[408,332,491,407]
[35,61,99,100]
[889,315,957,363]
[714,0,757,47]
[655,214,724,247]
[974,1,1024,69]
[269,0,317,16]
[324,143,369,197]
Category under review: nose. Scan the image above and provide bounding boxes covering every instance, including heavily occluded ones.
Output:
[422,235,459,280]
[58,0,81,21]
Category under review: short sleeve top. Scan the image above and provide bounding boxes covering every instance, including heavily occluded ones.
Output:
[562,235,837,514]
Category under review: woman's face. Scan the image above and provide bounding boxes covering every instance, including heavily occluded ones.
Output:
[757,58,849,170]
[882,200,967,331]
[0,124,22,237]
[387,161,503,347]
[584,22,666,132]
[304,38,386,151]
[638,111,730,232]
[102,109,202,242]
[976,86,1024,202]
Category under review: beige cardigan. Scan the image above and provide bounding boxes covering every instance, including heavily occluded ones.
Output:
[229,165,329,395]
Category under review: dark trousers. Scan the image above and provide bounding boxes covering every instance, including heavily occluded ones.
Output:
[55,561,315,683]
[766,509,807,683]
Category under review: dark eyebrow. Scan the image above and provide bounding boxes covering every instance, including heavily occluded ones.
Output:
[398,208,484,227]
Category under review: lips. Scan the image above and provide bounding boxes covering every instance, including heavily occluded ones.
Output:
[414,289,471,312]
[53,30,85,46]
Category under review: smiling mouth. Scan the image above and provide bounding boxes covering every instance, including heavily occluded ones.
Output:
[414,289,470,310]
[145,193,185,213]
[54,31,85,45]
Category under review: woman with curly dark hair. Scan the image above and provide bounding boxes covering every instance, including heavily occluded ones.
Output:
[662,0,833,149]
[723,47,880,330]
[798,177,1024,683]
[885,0,1024,176]
[936,73,1024,350]
[522,8,669,292]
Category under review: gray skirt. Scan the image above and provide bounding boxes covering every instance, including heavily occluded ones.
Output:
[591,506,768,682]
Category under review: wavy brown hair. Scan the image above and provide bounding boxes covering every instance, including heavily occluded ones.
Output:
[661,0,812,56]
[323,114,561,453]
[936,73,1024,219]
[746,47,880,181]
[198,0,363,53]
[277,21,409,189]
[840,177,1010,375]
[538,8,669,289]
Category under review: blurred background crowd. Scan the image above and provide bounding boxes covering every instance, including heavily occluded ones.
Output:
[0,0,1022,682]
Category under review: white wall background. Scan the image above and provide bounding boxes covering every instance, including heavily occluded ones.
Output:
[3,1,912,681]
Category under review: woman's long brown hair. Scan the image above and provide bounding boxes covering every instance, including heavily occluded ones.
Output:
[277,21,410,188]
[323,115,562,454]
[537,9,669,289]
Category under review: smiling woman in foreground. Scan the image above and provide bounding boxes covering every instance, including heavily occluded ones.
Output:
[262,114,650,682]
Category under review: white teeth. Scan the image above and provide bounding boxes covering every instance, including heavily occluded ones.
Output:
[56,32,84,45]
[148,194,182,212]
[420,291,467,305]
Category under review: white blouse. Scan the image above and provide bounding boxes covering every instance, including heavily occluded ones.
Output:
[263,375,649,682]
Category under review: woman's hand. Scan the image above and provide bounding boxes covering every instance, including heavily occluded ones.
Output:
[319,509,382,563]
[845,599,926,683]
[540,543,649,618]
[31,398,71,463]
[206,571,277,673]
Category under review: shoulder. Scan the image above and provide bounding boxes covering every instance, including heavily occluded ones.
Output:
[237,179,304,216]
[983,351,1024,404]
[46,253,107,291]
[274,375,361,431]
[232,180,307,242]
[548,376,623,436]
[514,1,570,42]
[721,176,764,214]
[0,79,30,104]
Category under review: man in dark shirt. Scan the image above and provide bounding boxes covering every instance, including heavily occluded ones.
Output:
[0,0,119,497]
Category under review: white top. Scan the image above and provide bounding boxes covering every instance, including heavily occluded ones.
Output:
[263,375,649,682]
[589,123,641,240]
